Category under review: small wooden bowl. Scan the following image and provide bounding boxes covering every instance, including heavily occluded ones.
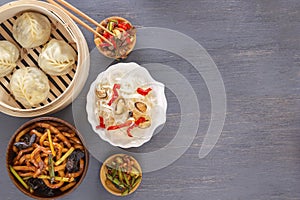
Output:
[100,154,142,196]
[6,117,89,199]
[94,16,136,59]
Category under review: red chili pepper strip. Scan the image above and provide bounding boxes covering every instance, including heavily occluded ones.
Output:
[108,84,121,106]
[125,23,132,30]
[126,126,134,137]
[100,43,111,48]
[135,117,146,125]
[103,32,110,39]
[107,120,133,131]
[96,116,106,129]
[118,23,128,31]
[137,87,152,96]
[126,117,146,137]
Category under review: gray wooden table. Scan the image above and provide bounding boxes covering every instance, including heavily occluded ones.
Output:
[0,0,299,199]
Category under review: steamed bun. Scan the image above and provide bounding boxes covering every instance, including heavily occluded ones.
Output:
[38,39,77,76]
[0,41,19,77]
[13,12,51,48]
[10,67,50,107]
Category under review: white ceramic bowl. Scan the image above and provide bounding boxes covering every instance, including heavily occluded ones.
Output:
[86,62,167,148]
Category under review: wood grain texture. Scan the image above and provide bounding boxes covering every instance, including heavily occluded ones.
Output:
[0,0,299,199]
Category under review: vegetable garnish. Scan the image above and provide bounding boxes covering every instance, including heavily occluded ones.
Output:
[55,147,75,166]
[107,84,121,106]
[104,155,142,195]
[47,129,56,156]
[95,17,136,59]
[107,117,146,137]
[137,87,152,96]
[37,175,74,182]
[126,117,146,137]
[10,165,29,190]
[48,154,55,184]
[107,120,134,131]
[96,116,106,129]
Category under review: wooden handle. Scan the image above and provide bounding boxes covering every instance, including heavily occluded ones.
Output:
[47,0,113,46]
[56,0,114,36]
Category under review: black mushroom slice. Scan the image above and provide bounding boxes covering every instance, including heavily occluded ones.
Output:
[14,134,36,150]
[66,149,85,173]
[27,178,57,197]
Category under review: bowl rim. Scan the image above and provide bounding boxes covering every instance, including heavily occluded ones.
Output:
[100,153,142,196]
[6,116,89,199]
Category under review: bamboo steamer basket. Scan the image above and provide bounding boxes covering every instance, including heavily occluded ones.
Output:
[0,0,90,117]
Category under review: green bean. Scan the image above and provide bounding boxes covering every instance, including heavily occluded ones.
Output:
[112,168,117,178]
[132,176,141,189]
[38,175,74,182]
[130,166,140,178]
[131,176,136,186]
[123,172,130,186]
[10,165,29,190]
[122,189,129,196]
[23,176,33,181]
[107,174,125,189]
[55,147,74,166]
[118,167,123,182]
[48,154,55,184]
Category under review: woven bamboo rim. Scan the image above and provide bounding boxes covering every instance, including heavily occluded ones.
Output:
[0,0,90,117]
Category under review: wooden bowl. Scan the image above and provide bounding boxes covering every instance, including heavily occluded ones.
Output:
[94,16,136,59]
[6,117,89,199]
[100,154,142,196]
[0,0,90,117]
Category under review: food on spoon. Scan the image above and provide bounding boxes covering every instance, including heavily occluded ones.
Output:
[10,67,50,107]
[9,120,86,197]
[0,41,19,77]
[94,16,136,59]
[12,12,51,48]
[38,39,77,76]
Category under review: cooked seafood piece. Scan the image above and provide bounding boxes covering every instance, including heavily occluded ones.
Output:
[115,98,126,115]
[95,86,107,99]
[138,116,151,129]
[135,102,147,113]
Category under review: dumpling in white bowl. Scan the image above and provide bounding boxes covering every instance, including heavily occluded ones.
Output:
[0,41,19,77]
[38,39,77,76]
[10,67,50,107]
[13,12,51,48]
